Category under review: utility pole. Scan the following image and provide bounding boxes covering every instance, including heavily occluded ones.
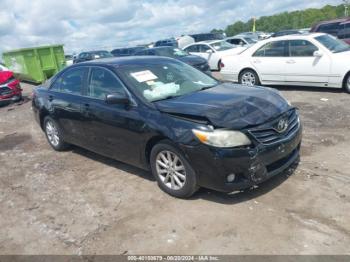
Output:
[344,0,350,17]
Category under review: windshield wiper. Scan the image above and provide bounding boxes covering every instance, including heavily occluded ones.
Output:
[199,84,217,91]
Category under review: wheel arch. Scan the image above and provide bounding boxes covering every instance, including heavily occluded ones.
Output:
[238,67,259,79]
[39,109,50,130]
[342,71,350,90]
[144,135,169,165]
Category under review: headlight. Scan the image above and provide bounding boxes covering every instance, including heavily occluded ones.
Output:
[192,129,251,148]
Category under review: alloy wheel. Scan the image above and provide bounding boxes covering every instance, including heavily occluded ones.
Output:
[241,72,256,86]
[155,150,186,190]
[45,120,60,147]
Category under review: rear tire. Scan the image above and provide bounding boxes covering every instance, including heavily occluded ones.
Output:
[239,69,260,86]
[44,116,69,151]
[344,73,350,94]
[150,140,198,198]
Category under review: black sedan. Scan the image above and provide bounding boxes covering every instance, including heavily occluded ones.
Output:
[73,50,113,64]
[32,57,302,198]
[135,47,211,75]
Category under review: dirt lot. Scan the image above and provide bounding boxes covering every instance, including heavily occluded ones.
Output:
[0,75,349,255]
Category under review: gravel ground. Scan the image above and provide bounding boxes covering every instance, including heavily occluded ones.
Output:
[0,75,349,255]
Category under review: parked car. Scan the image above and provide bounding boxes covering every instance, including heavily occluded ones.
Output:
[271,30,302,37]
[135,46,211,74]
[111,47,146,57]
[73,50,113,64]
[183,40,247,70]
[311,18,350,44]
[154,39,178,47]
[32,57,301,198]
[225,36,258,47]
[220,33,350,93]
[189,33,225,42]
[0,65,22,104]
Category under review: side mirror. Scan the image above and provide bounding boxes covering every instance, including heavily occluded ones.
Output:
[313,50,323,57]
[239,41,244,46]
[105,93,129,105]
[206,49,213,54]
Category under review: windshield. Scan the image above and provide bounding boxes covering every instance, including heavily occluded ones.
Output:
[117,61,218,102]
[315,35,350,53]
[210,41,235,51]
[157,48,189,57]
[244,37,257,44]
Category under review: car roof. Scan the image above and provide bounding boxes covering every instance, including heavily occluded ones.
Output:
[269,32,324,40]
[72,56,178,67]
[315,17,350,26]
[276,29,300,33]
[257,32,325,45]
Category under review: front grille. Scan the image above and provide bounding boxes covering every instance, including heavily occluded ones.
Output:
[248,109,300,145]
[0,86,12,96]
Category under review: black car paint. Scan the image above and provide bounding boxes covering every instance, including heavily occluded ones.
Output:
[32,57,301,192]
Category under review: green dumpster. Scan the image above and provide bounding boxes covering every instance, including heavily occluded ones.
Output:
[2,45,66,84]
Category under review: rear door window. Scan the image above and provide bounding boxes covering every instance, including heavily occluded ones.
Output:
[51,67,87,95]
[87,67,126,99]
[288,40,318,57]
[338,23,350,39]
[253,41,287,57]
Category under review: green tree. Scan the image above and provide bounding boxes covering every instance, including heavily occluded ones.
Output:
[210,4,346,36]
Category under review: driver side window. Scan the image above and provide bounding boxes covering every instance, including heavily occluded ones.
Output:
[87,67,125,99]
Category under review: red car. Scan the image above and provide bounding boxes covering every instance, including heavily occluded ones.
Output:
[0,64,22,103]
[311,17,350,44]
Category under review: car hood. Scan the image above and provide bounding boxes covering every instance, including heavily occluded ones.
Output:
[154,83,291,129]
[177,55,207,65]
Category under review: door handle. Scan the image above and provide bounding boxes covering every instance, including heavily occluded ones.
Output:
[83,103,90,110]
[48,95,54,101]
[286,60,296,64]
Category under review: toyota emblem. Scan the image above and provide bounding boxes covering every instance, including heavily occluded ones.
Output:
[276,118,288,133]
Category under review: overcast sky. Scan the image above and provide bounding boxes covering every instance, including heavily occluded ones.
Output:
[0,0,343,55]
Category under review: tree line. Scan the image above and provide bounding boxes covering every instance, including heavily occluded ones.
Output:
[211,4,346,36]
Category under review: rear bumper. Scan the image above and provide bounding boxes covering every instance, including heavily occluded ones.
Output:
[180,124,302,192]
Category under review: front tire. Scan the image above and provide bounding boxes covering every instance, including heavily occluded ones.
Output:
[44,116,69,151]
[150,141,198,198]
[239,69,260,86]
[344,73,350,93]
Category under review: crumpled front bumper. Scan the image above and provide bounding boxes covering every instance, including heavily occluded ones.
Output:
[180,124,302,192]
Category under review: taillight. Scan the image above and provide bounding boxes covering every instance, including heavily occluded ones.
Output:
[220,61,225,68]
